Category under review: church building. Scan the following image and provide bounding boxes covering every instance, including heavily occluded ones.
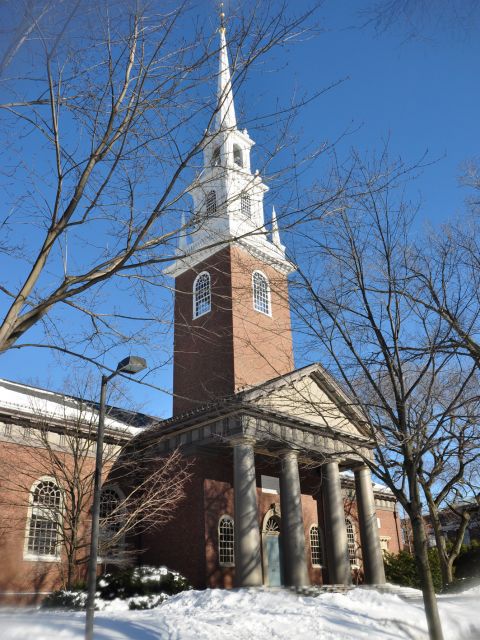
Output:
[0,21,401,603]
[136,23,398,590]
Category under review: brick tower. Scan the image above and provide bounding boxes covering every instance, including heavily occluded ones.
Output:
[166,24,295,415]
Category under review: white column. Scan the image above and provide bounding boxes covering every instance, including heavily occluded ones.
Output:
[279,450,309,587]
[354,465,386,584]
[233,438,262,587]
[322,460,352,585]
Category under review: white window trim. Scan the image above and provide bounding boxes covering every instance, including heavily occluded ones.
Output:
[252,270,272,317]
[205,189,217,214]
[345,517,360,569]
[233,144,243,167]
[309,524,325,568]
[240,191,251,218]
[211,147,221,167]
[193,271,212,319]
[24,476,63,562]
[218,514,235,568]
[379,535,391,553]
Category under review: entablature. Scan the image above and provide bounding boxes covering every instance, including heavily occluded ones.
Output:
[145,405,371,467]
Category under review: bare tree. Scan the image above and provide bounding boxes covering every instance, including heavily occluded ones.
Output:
[413,374,480,586]
[0,392,190,590]
[406,188,480,373]
[0,0,328,380]
[361,0,480,41]
[289,151,480,640]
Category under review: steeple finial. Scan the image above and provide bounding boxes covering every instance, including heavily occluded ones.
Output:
[219,2,226,33]
[214,5,236,132]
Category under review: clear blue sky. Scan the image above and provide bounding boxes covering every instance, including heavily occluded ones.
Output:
[1,0,479,416]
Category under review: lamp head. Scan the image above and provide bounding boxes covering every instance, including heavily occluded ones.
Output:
[116,355,147,375]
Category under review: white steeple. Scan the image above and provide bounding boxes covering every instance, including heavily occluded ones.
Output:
[167,16,294,278]
[214,24,237,132]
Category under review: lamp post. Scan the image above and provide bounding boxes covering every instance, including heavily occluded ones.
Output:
[85,356,147,640]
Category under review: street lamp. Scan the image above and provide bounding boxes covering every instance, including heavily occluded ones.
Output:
[85,356,147,640]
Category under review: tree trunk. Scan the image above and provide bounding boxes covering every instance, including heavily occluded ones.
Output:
[410,510,444,640]
[423,484,470,588]
[424,493,452,588]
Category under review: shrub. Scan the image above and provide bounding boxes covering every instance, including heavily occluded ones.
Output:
[454,543,480,579]
[42,589,88,610]
[128,593,169,610]
[383,549,442,592]
[97,565,191,601]
[42,565,190,610]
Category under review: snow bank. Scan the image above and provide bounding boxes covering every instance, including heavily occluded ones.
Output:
[1,586,480,640]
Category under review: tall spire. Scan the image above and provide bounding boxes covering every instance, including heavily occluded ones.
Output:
[214,5,237,132]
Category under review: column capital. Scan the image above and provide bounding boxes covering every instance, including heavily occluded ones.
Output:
[279,447,300,460]
[352,463,371,474]
[229,435,256,447]
[324,457,343,467]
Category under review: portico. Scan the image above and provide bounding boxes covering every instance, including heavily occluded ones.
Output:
[150,363,387,589]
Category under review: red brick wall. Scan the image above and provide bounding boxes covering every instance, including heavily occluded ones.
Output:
[173,248,235,415]
[0,437,400,600]
[0,439,96,604]
[141,453,328,589]
[377,507,402,554]
[230,245,294,389]
[172,245,294,414]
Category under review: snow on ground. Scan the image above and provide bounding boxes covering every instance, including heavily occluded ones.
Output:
[1,586,480,640]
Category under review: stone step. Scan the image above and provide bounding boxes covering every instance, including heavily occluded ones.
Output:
[357,584,422,600]
[292,584,354,597]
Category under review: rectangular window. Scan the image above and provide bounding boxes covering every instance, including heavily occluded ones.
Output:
[3,423,12,436]
[27,515,58,556]
[241,193,251,217]
[261,475,280,495]
[380,536,390,552]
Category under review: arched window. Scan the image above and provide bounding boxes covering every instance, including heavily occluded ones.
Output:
[265,516,280,533]
[241,192,251,217]
[206,190,217,215]
[252,271,270,315]
[211,147,221,167]
[193,271,211,318]
[310,525,324,567]
[218,515,234,567]
[25,479,62,558]
[233,144,243,167]
[345,518,357,567]
[99,486,124,558]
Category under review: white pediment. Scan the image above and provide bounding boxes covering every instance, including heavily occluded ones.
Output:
[238,365,368,441]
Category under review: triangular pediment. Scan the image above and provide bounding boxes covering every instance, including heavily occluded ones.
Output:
[236,364,369,441]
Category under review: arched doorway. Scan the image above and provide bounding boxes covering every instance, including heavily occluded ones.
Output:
[262,508,284,586]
